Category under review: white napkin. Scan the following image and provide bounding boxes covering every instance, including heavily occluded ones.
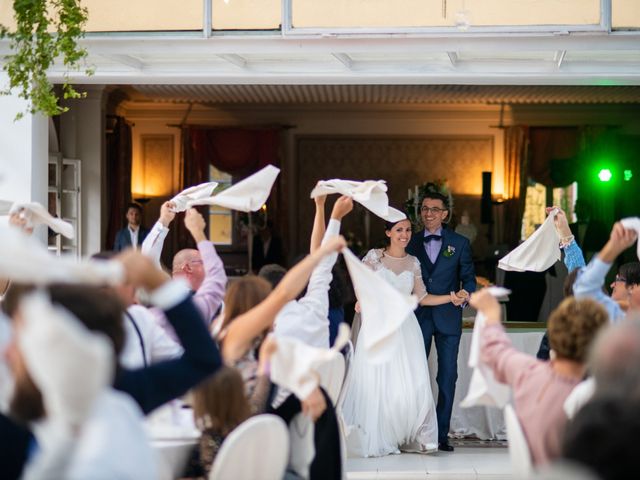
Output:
[342,247,418,363]
[270,324,350,401]
[460,287,512,409]
[310,179,406,222]
[169,182,219,213]
[0,227,124,285]
[18,290,113,426]
[9,202,74,239]
[621,217,640,260]
[188,165,280,212]
[498,209,560,272]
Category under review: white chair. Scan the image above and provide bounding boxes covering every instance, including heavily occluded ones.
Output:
[316,353,346,406]
[209,414,289,480]
[504,404,533,479]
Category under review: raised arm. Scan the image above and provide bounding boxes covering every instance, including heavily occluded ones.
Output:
[141,201,176,266]
[309,194,326,254]
[547,206,585,272]
[223,236,346,362]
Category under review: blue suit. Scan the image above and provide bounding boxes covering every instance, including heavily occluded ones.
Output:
[406,226,476,443]
[114,226,149,252]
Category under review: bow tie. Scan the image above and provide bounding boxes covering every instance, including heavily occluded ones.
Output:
[423,234,442,243]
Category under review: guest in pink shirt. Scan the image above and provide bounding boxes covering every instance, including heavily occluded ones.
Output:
[470,290,608,466]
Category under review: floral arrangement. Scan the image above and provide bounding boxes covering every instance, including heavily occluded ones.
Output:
[404,180,454,230]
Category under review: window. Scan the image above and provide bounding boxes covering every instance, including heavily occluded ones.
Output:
[521,180,577,240]
[209,165,233,245]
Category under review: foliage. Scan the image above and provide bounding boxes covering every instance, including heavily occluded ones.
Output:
[0,0,92,120]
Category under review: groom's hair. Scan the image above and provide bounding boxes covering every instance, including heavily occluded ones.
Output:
[422,191,449,210]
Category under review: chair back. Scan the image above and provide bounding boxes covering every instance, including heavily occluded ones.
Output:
[209,414,289,480]
[504,403,533,479]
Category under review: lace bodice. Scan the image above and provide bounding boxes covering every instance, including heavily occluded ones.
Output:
[362,249,428,300]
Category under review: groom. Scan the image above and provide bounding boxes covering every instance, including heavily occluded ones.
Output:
[407,190,476,452]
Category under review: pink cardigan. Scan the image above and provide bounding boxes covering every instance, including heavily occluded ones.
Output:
[481,324,581,466]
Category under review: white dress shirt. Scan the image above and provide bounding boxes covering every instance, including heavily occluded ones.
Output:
[128,226,140,250]
[120,305,183,369]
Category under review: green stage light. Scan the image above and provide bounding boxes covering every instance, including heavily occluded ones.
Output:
[598,168,612,182]
[624,169,633,181]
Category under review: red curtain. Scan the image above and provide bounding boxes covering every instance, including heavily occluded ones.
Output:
[529,127,579,187]
[503,126,530,248]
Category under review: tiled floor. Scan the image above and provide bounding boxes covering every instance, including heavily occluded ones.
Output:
[346,448,511,479]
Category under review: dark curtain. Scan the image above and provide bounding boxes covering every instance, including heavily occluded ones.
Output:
[105,117,132,250]
[529,127,580,188]
[503,126,529,248]
[177,126,283,257]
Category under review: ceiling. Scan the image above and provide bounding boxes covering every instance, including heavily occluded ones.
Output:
[127,84,640,105]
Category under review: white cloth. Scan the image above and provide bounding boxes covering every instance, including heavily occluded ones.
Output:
[341,256,437,457]
[26,390,158,480]
[18,290,113,427]
[0,227,124,285]
[270,324,350,401]
[621,217,640,260]
[342,247,418,363]
[188,165,280,212]
[310,179,406,222]
[563,378,596,419]
[169,181,218,212]
[498,209,561,272]
[9,201,74,239]
[460,287,512,409]
[128,226,139,250]
[120,305,183,369]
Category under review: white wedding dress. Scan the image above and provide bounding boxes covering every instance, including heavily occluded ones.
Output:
[342,249,438,457]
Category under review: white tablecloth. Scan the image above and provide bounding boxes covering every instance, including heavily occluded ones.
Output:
[427,329,545,440]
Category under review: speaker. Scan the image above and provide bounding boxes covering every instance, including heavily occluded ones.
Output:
[481,171,493,224]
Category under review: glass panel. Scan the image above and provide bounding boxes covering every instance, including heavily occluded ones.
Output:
[62,163,77,191]
[212,0,281,30]
[521,182,546,240]
[62,192,77,220]
[209,213,233,245]
[48,192,57,217]
[292,0,600,29]
[613,0,640,28]
[83,0,202,32]
[210,165,232,183]
[552,182,578,223]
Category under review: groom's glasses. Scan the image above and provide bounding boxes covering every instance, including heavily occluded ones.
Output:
[421,206,447,214]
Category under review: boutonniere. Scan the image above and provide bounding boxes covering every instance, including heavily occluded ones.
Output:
[443,245,456,258]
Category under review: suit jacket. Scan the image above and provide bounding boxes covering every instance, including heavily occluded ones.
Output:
[406,226,476,335]
[114,226,150,252]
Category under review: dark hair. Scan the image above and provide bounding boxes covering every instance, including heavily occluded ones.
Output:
[258,264,287,289]
[384,218,411,232]
[221,276,272,333]
[621,262,640,287]
[563,268,581,297]
[126,203,143,214]
[421,191,450,210]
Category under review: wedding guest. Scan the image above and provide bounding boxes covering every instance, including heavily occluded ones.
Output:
[114,203,149,251]
[471,289,607,466]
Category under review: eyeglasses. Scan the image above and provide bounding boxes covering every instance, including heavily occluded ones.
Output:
[421,206,447,214]
[614,275,626,283]
[172,259,203,273]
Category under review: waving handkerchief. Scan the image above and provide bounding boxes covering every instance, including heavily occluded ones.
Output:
[498,209,560,272]
[19,290,113,426]
[270,324,350,401]
[621,217,640,260]
[342,247,417,363]
[460,287,511,409]
[188,164,280,212]
[169,182,219,213]
[9,202,74,239]
[0,227,124,285]
[310,179,406,222]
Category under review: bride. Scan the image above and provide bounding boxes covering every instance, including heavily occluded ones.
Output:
[342,217,466,457]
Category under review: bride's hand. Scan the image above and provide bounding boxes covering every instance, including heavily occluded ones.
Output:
[450,292,465,306]
[456,289,470,301]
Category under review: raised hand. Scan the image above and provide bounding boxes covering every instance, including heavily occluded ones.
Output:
[184,208,206,243]
[9,210,34,235]
[318,234,347,256]
[546,206,572,239]
[331,195,354,221]
[469,289,502,324]
[159,201,177,228]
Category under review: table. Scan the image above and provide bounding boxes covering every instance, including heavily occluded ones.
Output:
[427,328,545,440]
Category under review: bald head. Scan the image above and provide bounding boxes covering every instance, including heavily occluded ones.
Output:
[172,248,204,291]
[590,315,640,397]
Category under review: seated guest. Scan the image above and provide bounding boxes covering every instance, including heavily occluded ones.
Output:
[142,204,227,331]
[470,290,607,466]
[114,202,149,252]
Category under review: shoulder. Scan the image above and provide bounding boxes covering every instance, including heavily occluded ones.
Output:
[406,253,421,267]
[363,248,383,260]
[444,228,470,246]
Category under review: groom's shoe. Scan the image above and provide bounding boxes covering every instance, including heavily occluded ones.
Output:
[438,441,454,452]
